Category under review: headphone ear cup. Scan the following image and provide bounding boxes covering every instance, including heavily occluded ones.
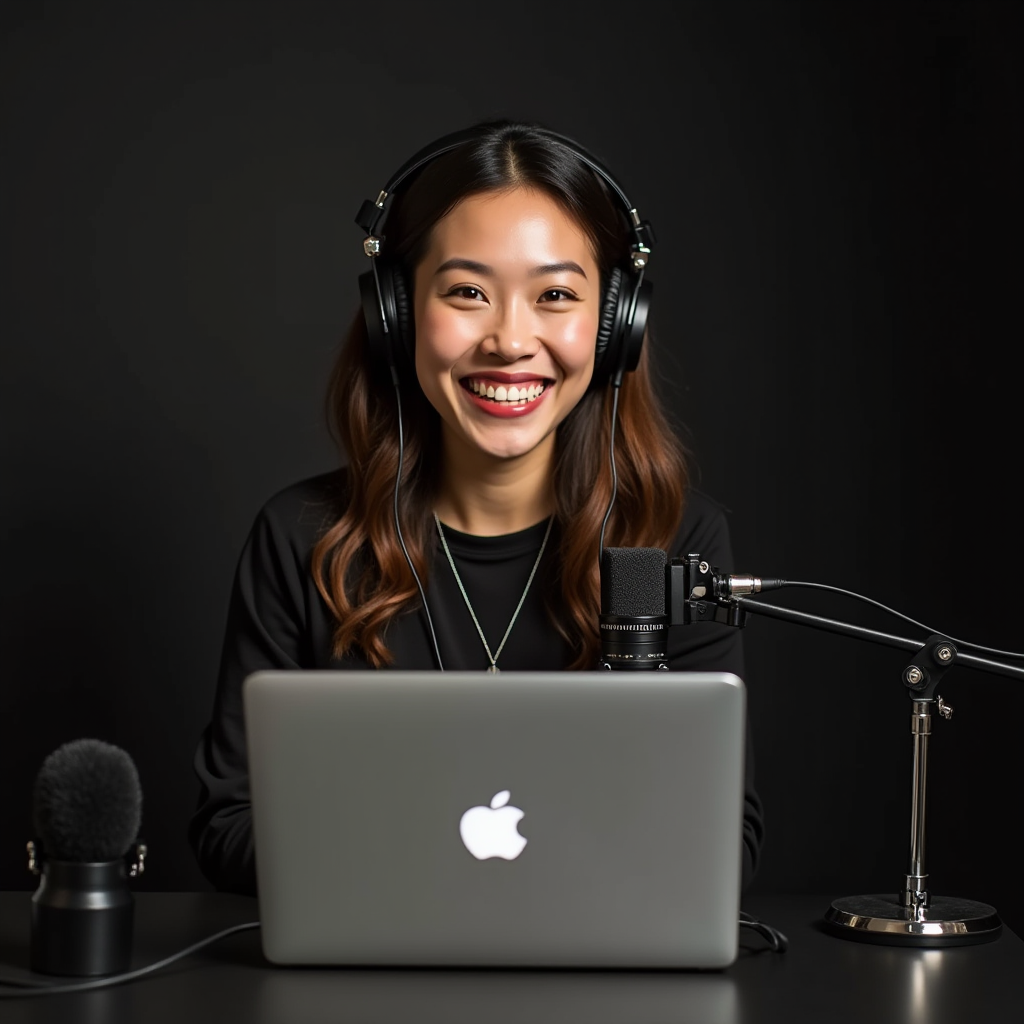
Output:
[591,267,652,388]
[593,266,625,386]
[389,263,414,369]
[358,262,414,382]
[358,267,390,378]
[620,275,651,375]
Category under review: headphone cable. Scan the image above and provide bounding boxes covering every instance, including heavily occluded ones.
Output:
[598,384,622,563]
[393,380,444,670]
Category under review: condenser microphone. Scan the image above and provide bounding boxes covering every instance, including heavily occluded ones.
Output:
[599,547,669,670]
[29,738,146,976]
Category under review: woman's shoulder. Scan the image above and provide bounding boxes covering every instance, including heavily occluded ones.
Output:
[671,487,737,560]
[253,467,352,547]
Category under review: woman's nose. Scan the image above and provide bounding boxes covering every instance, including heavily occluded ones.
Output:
[480,299,539,362]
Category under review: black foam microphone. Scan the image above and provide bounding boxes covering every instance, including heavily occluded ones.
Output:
[28,738,146,976]
[598,547,669,669]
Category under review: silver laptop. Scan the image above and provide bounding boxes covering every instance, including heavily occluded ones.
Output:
[244,670,746,969]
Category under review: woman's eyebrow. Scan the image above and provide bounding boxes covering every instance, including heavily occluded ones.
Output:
[529,261,587,279]
[433,258,587,279]
[434,258,493,277]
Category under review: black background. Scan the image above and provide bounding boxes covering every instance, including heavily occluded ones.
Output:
[2,1,1021,936]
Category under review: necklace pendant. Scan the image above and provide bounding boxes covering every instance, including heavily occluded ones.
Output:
[435,512,552,681]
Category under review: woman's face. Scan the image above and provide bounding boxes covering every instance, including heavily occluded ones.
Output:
[413,187,600,466]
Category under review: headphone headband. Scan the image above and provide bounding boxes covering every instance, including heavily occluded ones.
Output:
[355,126,655,272]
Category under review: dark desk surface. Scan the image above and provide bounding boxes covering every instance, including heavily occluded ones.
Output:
[1,892,1021,1023]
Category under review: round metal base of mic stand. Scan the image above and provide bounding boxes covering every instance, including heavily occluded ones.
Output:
[824,894,1001,947]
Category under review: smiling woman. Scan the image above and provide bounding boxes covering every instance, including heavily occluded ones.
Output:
[188,121,764,896]
[313,123,691,672]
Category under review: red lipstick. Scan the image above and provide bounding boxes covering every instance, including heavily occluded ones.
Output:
[459,380,552,418]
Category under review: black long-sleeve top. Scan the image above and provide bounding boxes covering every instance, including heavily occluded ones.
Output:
[189,470,765,894]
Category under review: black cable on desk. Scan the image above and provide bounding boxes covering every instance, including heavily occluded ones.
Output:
[739,911,789,953]
[0,921,260,997]
[1,912,787,991]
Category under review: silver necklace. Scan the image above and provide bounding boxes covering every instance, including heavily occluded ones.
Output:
[434,512,554,674]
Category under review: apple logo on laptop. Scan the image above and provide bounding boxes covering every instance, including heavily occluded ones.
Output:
[459,790,528,860]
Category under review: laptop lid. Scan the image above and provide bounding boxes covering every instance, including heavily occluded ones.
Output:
[244,670,746,969]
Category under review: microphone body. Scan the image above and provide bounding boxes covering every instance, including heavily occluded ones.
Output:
[30,859,134,976]
[599,612,668,669]
[599,547,669,670]
[29,738,145,976]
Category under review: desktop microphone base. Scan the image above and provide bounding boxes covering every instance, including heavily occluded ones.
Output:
[823,894,1001,946]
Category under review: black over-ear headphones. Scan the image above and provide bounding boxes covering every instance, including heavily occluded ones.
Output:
[354,125,655,390]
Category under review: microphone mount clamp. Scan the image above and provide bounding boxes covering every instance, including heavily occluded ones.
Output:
[667,554,754,628]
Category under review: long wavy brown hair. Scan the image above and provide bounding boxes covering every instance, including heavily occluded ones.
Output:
[312,121,688,669]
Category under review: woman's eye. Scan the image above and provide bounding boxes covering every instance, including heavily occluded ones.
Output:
[538,288,578,303]
[446,285,486,301]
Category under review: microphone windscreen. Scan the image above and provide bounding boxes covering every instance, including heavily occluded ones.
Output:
[32,738,143,862]
[601,547,667,616]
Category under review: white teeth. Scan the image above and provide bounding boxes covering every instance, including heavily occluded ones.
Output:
[467,380,547,404]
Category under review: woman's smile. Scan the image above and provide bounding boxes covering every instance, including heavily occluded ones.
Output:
[459,371,554,418]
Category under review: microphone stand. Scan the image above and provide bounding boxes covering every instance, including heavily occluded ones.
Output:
[670,556,1024,947]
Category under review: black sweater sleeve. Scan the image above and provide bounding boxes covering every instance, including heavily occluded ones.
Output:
[666,491,765,889]
[188,489,318,894]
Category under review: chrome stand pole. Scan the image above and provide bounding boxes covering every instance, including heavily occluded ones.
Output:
[824,656,1002,946]
[710,592,1022,947]
[901,697,935,912]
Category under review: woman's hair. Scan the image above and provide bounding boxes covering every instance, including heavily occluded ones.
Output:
[312,120,688,669]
